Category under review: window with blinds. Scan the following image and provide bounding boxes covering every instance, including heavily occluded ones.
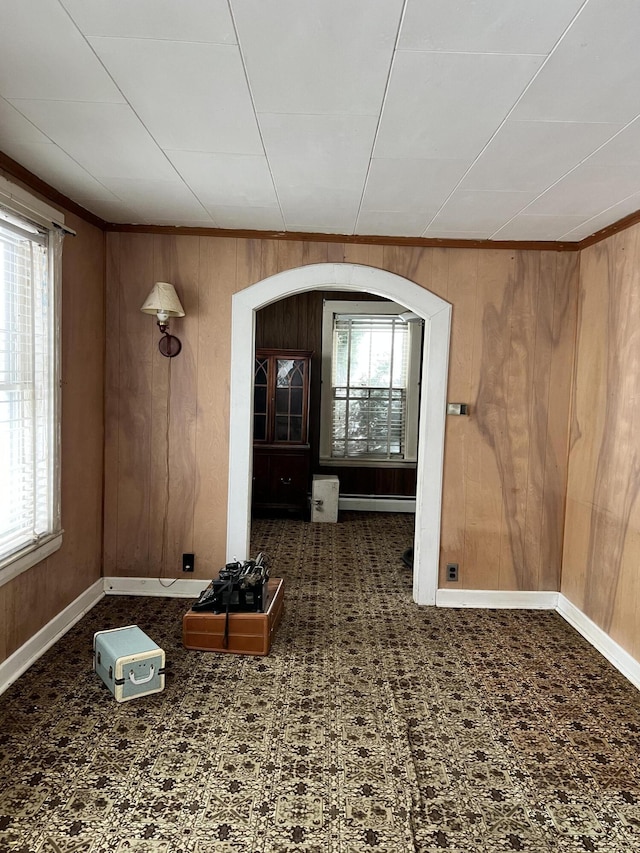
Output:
[0,213,60,569]
[320,301,422,464]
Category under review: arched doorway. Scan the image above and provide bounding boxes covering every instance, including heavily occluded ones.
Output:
[226,263,451,605]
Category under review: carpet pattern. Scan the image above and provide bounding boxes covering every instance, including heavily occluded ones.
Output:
[0,512,639,852]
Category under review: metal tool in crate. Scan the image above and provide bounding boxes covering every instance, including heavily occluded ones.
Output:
[191,553,270,648]
[192,552,269,614]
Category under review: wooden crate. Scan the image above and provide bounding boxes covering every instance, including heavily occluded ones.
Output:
[182,578,284,656]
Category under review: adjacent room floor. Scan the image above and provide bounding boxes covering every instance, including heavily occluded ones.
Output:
[0,512,639,852]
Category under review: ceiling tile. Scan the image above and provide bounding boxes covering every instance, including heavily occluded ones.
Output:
[88,38,262,154]
[525,164,640,217]
[287,218,357,235]
[423,229,493,240]
[282,197,359,234]
[0,0,123,102]
[560,192,640,239]
[206,206,286,231]
[276,184,360,231]
[7,100,177,181]
[60,0,235,43]
[0,140,119,202]
[99,177,210,222]
[375,51,543,160]
[0,97,50,144]
[399,0,584,54]
[168,151,278,208]
[232,0,404,114]
[511,0,640,123]
[585,117,640,166]
[259,113,377,193]
[491,214,586,241]
[361,158,470,213]
[426,190,536,234]
[461,120,623,193]
[356,210,429,237]
[142,217,217,228]
[79,197,139,223]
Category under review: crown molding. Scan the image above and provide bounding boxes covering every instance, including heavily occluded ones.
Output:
[105,221,582,252]
[3,148,640,251]
[576,208,640,250]
[0,151,107,230]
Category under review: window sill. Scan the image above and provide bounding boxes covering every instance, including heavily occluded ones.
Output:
[0,533,63,590]
[319,458,417,469]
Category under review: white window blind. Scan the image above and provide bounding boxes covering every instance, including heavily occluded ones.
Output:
[331,314,410,460]
[0,215,60,566]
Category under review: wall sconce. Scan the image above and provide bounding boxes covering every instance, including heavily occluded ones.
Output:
[140,281,185,357]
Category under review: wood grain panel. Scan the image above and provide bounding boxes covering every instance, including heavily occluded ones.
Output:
[152,235,200,576]
[540,251,578,590]
[440,249,477,587]
[104,233,121,576]
[497,251,540,590]
[465,251,515,589]
[115,234,155,576]
[562,223,640,660]
[103,233,577,600]
[382,246,434,296]
[569,227,640,631]
[193,237,237,576]
[302,241,329,266]
[236,239,263,289]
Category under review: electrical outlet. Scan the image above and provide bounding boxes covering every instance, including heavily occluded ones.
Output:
[183,553,195,573]
[446,562,459,582]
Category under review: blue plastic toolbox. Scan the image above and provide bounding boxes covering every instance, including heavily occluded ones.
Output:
[93,625,165,702]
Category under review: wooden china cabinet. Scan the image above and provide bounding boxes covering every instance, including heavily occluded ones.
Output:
[252,349,312,516]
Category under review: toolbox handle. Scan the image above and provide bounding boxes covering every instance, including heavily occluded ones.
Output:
[128,664,155,685]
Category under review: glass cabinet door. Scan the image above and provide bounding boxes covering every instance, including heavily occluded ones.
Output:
[274,358,306,442]
[253,350,310,445]
[253,356,269,441]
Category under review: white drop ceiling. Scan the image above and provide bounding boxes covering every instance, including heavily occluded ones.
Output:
[1,0,639,242]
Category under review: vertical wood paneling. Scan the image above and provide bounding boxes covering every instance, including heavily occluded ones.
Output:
[466,251,515,589]
[104,234,578,598]
[193,237,237,575]
[153,236,200,576]
[104,233,121,576]
[497,252,539,590]
[115,234,154,575]
[236,239,262,289]
[563,224,640,658]
[261,239,280,280]
[540,251,578,590]
[440,250,477,586]
[302,241,329,267]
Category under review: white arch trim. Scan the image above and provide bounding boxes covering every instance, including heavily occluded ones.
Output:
[226,263,451,606]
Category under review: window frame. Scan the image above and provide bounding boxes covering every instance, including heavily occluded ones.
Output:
[319,300,422,467]
[0,180,64,589]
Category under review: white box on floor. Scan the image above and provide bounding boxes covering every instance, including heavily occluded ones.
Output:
[93,625,165,702]
[311,474,339,523]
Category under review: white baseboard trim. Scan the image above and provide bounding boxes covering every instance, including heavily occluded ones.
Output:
[339,496,416,513]
[436,589,559,609]
[103,576,209,598]
[0,579,104,697]
[557,594,640,693]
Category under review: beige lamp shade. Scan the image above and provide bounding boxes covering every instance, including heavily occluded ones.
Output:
[140,282,185,318]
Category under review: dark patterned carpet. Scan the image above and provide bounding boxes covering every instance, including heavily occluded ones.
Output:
[0,512,639,852]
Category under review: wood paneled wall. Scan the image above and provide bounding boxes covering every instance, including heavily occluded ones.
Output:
[562,223,640,662]
[105,235,578,591]
[0,209,105,665]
